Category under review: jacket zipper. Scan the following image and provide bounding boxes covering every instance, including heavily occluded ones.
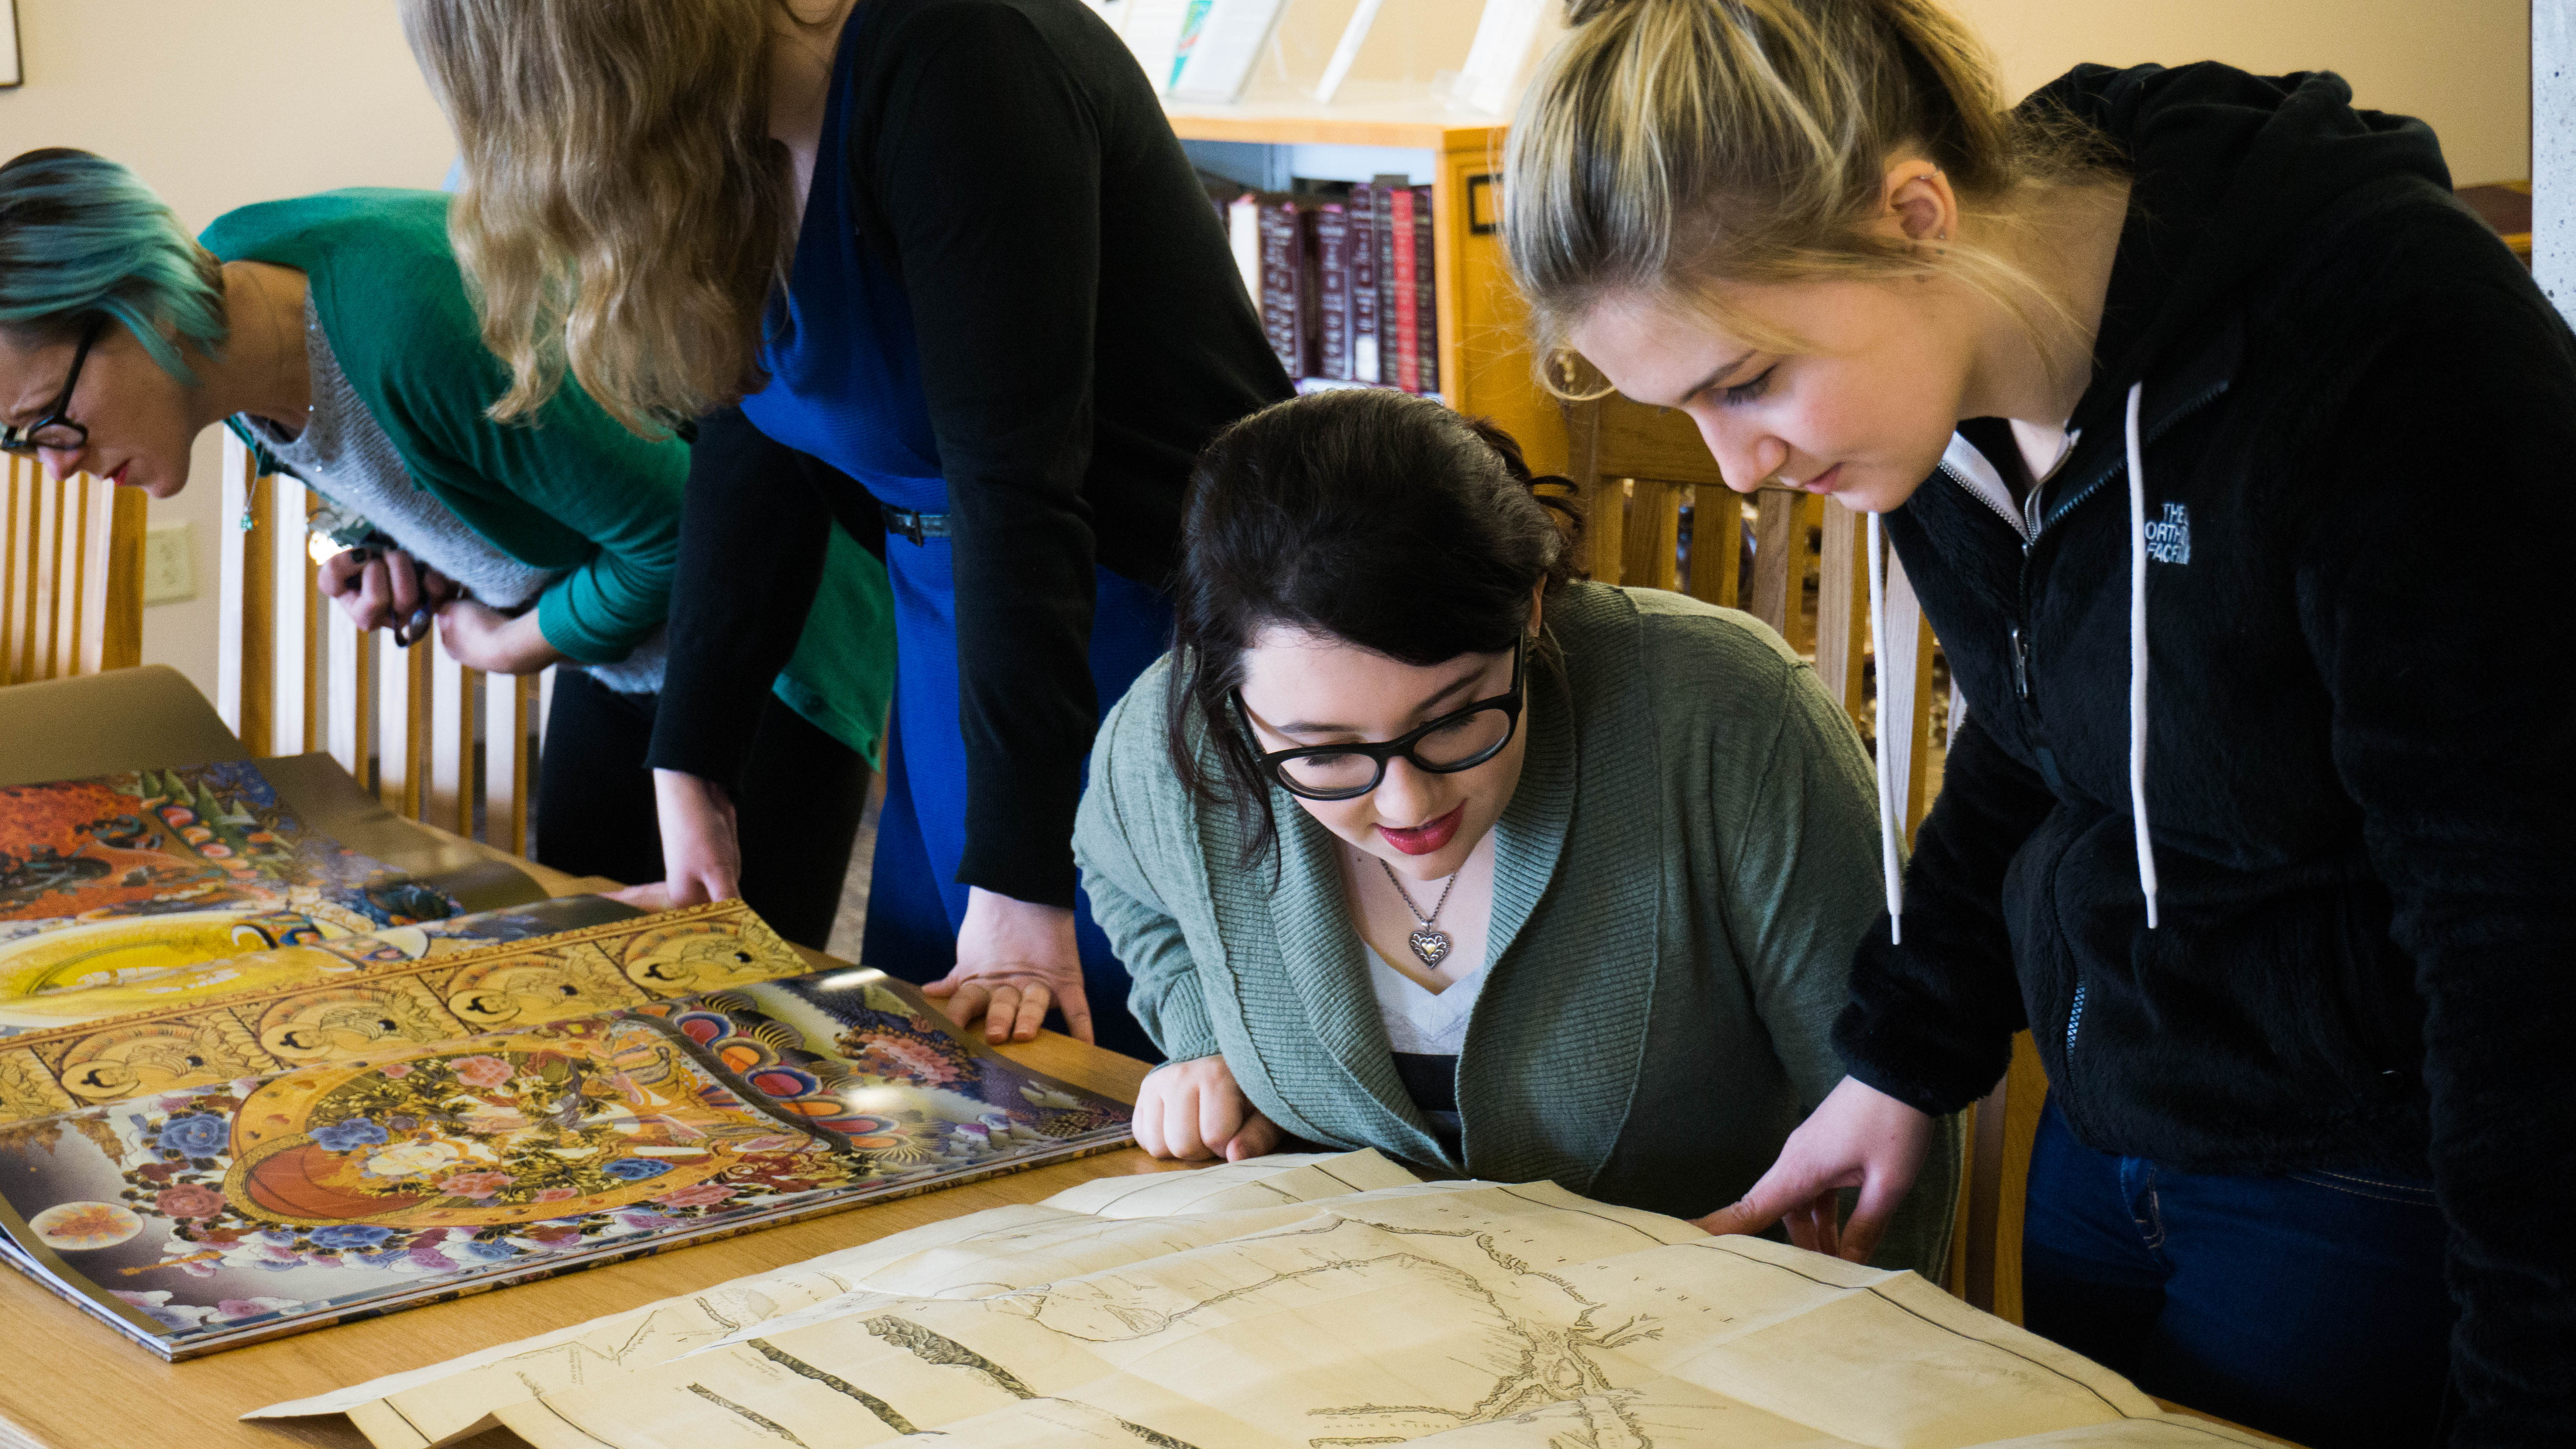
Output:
[1945,379,2230,1088]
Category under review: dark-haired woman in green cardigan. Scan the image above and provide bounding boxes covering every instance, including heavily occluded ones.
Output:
[1073,390,1959,1274]
[0,153,891,944]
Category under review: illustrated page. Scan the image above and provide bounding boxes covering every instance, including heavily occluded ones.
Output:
[0,927,1132,1359]
[0,900,794,1126]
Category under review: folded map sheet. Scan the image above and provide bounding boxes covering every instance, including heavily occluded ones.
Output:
[257,1151,2270,1449]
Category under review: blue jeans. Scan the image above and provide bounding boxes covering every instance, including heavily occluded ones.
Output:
[2022,1100,2454,1449]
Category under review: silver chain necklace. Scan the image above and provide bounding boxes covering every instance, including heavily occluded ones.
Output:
[1378,859,1461,968]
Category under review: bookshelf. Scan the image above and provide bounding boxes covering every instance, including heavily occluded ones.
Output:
[1163,102,1569,477]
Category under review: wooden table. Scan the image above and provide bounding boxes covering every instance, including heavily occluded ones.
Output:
[0,836,2301,1449]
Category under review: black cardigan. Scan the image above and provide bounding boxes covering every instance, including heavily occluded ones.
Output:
[1832,64,2576,1443]
[647,0,1291,906]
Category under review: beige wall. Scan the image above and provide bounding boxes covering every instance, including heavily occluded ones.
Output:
[0,0,456,702]
[1956,0,2532,185]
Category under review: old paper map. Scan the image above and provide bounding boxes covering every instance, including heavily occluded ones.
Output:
[255,1152,1420,1449]
[259,1152,2268,1449]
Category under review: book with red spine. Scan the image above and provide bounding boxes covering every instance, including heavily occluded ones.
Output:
[1258,197,1319,379]
[1410,184,1438,397]
[1315,201,1352,381]
[1388,185,1419,392]
[1348,184,1381,383]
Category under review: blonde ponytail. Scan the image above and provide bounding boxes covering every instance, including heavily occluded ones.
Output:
[1507,0,2111,379]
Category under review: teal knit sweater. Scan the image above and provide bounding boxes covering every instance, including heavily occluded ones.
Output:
[1075,581,1959,1276]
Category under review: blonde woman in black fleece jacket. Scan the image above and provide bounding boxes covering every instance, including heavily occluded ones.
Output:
[1506,3,2573,1446]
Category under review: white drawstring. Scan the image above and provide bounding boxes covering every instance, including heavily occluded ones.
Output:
[1866,512,1904,944]
[2123,382,2160,929]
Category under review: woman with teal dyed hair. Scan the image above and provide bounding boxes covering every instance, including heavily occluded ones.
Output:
[0,148,896,945]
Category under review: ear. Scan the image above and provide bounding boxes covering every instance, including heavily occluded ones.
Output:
[1528,579,1546,636]
[1874,157,1959,247]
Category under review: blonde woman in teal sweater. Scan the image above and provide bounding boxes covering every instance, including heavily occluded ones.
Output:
[1075,390,1959,1273]
[0,151,893,943]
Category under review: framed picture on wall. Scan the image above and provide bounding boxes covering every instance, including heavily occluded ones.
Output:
[0,0,19,88]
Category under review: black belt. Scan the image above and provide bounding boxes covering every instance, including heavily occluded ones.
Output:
[882,503,951,546]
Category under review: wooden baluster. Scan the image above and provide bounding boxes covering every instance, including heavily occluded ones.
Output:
[1566,399,1608,583]
[302,494,325,746]
[29,467,63,682]
[54,473,89,677]
[2,456,24,687]
[1813,502,1869,721]
[1683,486,1742,609]
[1621,479,1683,591]
[1585,478,1629,586]
[380,631,427,818]
[101,486,145,672]
[428,643,471,833]
[1745,488,1798,637]
[217,435,275,752]
[484,670,538,853]
[268,476,311,755]
[326,607,370,780]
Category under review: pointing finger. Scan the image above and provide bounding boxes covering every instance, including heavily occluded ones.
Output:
[1839,1170,1912,1265]
[1695,1167,1808,1239]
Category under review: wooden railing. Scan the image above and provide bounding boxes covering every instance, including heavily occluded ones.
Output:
[215,434,550,854]
[1566,396,1949,839]
[1,454,145,685]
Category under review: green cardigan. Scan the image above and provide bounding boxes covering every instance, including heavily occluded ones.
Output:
[201,190,892,761]
[1075,581,1959,1275]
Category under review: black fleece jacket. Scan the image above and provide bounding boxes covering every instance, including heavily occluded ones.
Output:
[1830,64,2576,1441]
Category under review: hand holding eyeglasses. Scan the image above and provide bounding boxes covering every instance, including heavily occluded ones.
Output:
[319,546,462,646]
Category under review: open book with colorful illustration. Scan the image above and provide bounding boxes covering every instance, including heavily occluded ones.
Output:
[0,756,1135,1360]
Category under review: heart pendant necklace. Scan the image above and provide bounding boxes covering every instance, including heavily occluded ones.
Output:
[1379,859,1461,969]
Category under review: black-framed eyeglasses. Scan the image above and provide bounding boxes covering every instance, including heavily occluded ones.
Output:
[1237,639,1527,801]
[0,315,105,456]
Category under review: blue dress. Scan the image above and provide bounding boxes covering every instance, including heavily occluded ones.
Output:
[739,17,1171,1061]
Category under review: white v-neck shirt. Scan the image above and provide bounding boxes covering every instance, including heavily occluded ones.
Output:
[1364,946,1488,1055]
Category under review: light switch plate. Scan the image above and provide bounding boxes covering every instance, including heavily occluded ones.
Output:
[143,523,194,606]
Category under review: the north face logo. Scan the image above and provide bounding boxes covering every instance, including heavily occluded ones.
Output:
[2144,502,2191,564]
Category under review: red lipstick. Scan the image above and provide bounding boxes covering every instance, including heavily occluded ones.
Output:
[1377,805,1463,857]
